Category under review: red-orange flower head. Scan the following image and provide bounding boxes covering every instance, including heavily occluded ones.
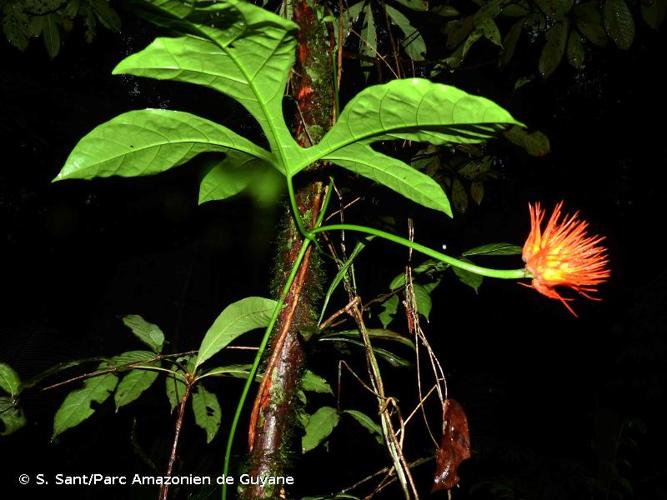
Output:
[522,201,610,316]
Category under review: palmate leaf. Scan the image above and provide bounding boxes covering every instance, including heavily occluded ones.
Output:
[57,0,521,216]
[115,0,301,169]
[55,110,271,181]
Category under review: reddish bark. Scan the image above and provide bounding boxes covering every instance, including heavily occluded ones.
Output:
[242,0,334,497]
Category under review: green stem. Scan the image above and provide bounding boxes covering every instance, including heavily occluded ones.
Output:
[222,239,311,500]
[310,224,530,279]
[287,175,308,238]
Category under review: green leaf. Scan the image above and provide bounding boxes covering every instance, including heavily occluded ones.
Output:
[360,4,377,78]
[501,20,523,67]
[502,2,530,17]
[453,259,484,293]
[309,80,519,214]
[385,5,426,61]
[195,297,277,369]
[538,21,569,78]
[394,0,429,11]
[2,6,30,51]
[514,75,535,91]
[301,370,333,395]
[320,338,412,367]
[53,370,118,438]
[302,406,340,453]
[344,409,383,444]
[56,109,272,181]
[29,14,47,38]
[451,178,468,213]
[433,5,460,17]
[575,2,609,47]
[368,345,411,368]
[63,0,80,18]
[22,0,66,15]
[470,181,484,205]
[444,17,475,50]
[165,369,186,412]
[321,329,415,349]
[390,259,450,290]
[312,78,519,166]
[413,283,433,320]
[122,315,165,353]
[114,369,159,410]
[344,1,365,42]
[0,363,21,397]
[199,364,256,380]
[603,0,635,49]
[198,153,272,204]
[323,143,452,215]
[378,295,399,328]
[319,238,371,323]
[192,385,221,443]
[109,350,157,366]
[42,14,61,59]
[0,397,27,436]
[320,78,520,145]
[462,243,522,256]
[113,0,300,165]
[475,17,502,46]
[504,126,551,156]
[642,0,667,29]
[567,30,586,69]
[91,0,121,32]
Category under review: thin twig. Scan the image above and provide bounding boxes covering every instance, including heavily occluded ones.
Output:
[338,456,433,496]
[319,296,360,330]
[337,359,379,406]
[396,384,438,437]
[159,379,193,500]
[39,351,198,392]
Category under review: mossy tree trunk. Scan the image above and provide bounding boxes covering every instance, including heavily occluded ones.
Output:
[242,1,335,497]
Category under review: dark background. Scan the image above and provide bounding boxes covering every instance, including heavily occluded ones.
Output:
[1,5,666,500]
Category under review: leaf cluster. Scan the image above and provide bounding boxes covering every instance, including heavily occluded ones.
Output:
[1,0,121,57]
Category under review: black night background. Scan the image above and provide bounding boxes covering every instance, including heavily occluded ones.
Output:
[1,2,666,499]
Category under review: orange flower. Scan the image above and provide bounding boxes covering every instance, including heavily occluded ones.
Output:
[522,201,610,316]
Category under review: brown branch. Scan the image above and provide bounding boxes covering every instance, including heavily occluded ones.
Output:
[247,239,315,450]
[39,351,198,393]
[319,296,360,330]
[159,378,193,500]
[247,185,325,450]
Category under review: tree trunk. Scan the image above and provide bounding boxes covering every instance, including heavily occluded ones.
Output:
[241,1,335,498]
